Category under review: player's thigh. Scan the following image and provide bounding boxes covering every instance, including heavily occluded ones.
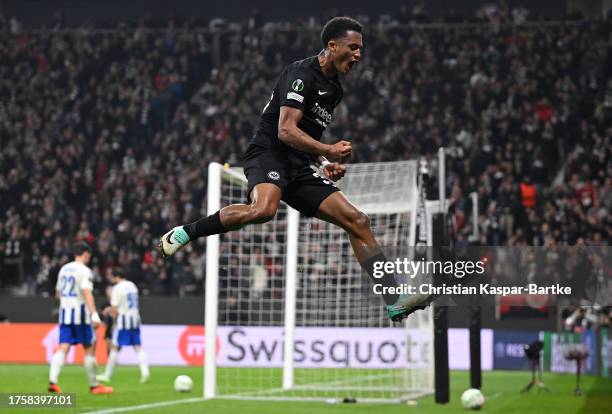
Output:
[82,325,97,354]
[57,342,71,353]
[315,191,369,232]
[243,145,288,205]
[83,345,95,355]
[250,183,282,210]
[243,183,282,222]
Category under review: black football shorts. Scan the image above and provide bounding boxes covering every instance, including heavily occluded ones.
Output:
[242,145,340,217]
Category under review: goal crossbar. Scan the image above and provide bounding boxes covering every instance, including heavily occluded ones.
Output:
[204,159,435,402]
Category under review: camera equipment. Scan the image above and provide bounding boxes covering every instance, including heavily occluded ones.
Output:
[520,340,551,393]
[564,344,589,396]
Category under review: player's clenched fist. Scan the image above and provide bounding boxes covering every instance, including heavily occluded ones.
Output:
[325,140,352,161]
[323,162,346,181]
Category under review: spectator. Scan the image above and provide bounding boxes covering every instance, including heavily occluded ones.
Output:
[0,16,609,299]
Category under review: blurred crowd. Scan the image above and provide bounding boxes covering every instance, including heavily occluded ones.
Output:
[0,13,610,306]
[486,245,612,328]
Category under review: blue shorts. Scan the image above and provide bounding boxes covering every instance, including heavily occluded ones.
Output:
[113,328,142,346]
[59,324,96,346]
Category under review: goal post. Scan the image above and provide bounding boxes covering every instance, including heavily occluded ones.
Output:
[282,207,299,390]
[203,159,438,402]
[204,162,222,399]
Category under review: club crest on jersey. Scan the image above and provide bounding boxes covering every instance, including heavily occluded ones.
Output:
[268,171,280,180]
[291,79,304,92]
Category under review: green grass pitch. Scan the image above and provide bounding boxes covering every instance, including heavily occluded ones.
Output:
[0,364,610,413]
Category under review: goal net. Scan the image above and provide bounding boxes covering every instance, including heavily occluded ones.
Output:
[204,160,435,403]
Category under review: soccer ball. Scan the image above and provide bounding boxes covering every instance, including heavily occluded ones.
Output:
[461,388,484,410]
[174,375,193,392]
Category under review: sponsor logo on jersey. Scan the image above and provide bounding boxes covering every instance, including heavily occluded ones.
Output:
[291,79,304,92]
[310,102,333,127]
[268,171,280,180]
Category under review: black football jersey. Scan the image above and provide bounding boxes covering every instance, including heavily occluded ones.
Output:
[250,55,343,164]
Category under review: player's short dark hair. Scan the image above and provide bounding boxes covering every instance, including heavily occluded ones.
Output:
[72,241,92,256]
[321,16,363,47]
[112,267,126,279]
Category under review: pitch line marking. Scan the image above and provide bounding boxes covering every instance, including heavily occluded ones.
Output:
[83,397,205,414]
[485,392,503,400]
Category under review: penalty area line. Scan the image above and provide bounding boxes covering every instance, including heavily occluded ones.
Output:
[83,397,205,414]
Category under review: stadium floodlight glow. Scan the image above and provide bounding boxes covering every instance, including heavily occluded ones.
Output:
[203,160,441,402]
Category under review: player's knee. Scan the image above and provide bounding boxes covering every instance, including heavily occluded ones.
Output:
[351,210,371,232]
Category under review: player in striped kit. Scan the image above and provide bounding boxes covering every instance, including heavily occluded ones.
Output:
[97,268,150,383]
[48,242,113,394]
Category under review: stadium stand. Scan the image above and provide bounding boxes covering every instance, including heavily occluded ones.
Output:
[0,13,609,306]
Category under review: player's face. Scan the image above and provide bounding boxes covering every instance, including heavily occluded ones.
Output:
[331,31,363,75]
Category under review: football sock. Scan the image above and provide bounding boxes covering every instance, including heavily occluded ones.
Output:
[49,350,65,384]
[360,252,400,305]
[137,350,149,378]
[104,350,118,379]
[183,211,228,239]
[84,355,98,387]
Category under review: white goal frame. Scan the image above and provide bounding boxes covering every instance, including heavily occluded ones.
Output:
[203,154,446,402]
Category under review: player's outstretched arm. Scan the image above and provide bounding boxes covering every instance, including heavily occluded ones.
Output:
[278,106,352,160]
